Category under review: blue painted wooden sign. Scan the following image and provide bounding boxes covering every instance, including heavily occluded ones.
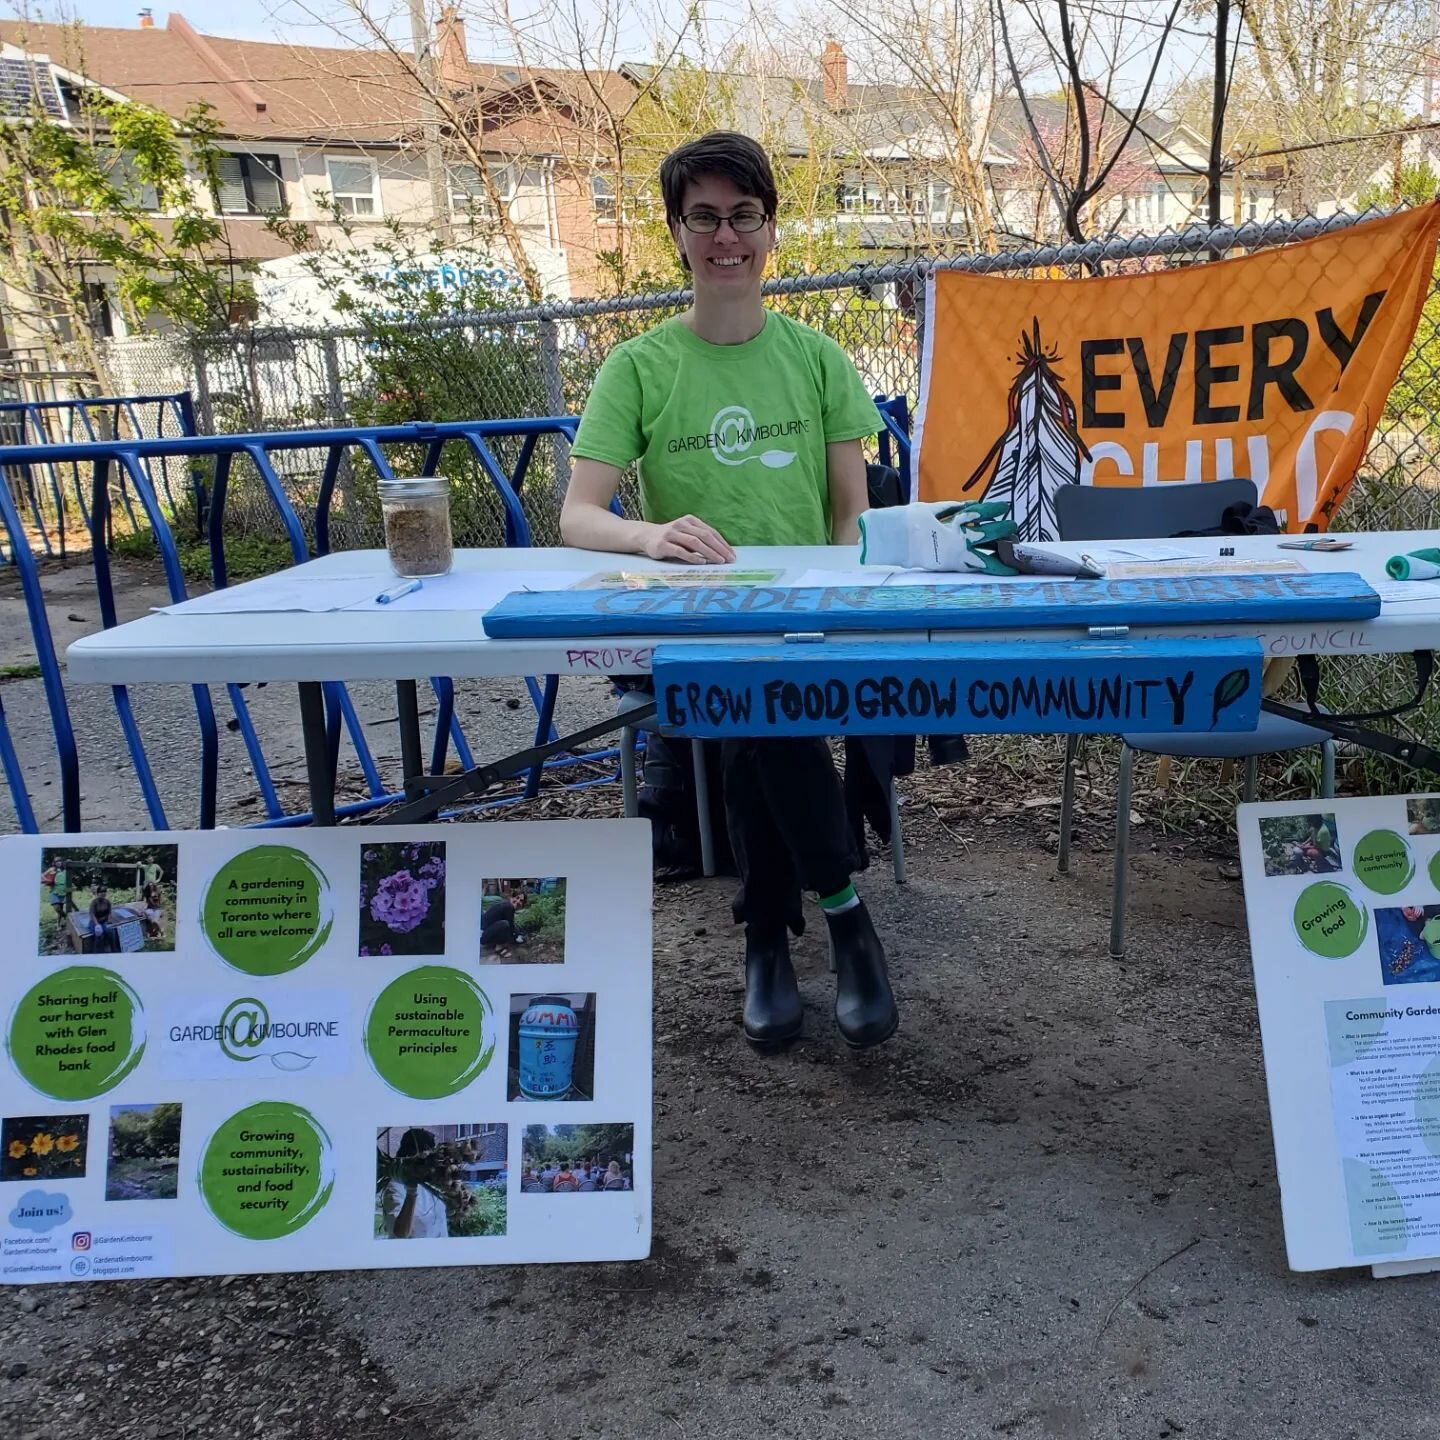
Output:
[652,639,1264,738]
[483,572,1379,639]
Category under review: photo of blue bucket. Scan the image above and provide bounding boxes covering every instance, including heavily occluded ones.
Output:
[518,995,580,1098]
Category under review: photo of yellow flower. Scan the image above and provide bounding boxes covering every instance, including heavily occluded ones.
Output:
[2,1114,88,1181]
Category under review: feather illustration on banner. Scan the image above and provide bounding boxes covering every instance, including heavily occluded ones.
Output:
[963,318,1091,541]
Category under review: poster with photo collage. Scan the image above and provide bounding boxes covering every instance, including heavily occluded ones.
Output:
[1240,793,1440,1273]
[0,820,651,1285]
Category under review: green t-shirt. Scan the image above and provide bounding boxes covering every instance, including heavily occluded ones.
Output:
[571,311,882,546]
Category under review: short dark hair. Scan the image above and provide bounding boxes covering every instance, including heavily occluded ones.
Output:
[660,131,778,225]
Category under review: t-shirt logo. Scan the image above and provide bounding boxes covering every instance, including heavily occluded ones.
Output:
[710,405,799,469]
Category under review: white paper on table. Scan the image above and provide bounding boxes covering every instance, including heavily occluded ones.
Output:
[157,576,380,615]
[1081,543,1206,564]
[1374,579,1440,604]
[885,568,1040,585]
[340,569,590,613]
[790,567,894,588]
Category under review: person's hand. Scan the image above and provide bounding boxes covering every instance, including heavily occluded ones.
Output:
[641,515,736,565]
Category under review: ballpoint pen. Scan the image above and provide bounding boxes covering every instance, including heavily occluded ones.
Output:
[376,578,423,604]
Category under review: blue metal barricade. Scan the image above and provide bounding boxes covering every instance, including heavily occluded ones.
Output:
[0,418,614,832]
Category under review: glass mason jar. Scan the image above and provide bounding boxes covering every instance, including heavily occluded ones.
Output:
[379,476,453,578]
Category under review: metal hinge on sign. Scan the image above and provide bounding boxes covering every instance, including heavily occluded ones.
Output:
[1089,625,1129,639]
[783,632,826,643]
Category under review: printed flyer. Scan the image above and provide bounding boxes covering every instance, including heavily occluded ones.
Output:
[1239,794,1440,1271]
[0,820,652,1284]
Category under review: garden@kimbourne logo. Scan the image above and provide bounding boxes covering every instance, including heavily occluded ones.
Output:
[666,405,803,469]
[161,991,351,1078]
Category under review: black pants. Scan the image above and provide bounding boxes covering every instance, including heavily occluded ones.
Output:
[481,901,516,950]
[722,737,859,935]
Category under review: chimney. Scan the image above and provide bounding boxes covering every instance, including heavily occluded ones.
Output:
[821,38,847,109]
[138,8,154,26]
[438,6,470,92]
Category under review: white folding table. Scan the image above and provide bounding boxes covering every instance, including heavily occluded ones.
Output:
[64,533,1440,824]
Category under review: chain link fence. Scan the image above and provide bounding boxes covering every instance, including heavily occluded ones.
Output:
[94,213,1440,761]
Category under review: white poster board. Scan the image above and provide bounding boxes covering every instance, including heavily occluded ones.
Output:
[1239,793,1440,1271]
[0,821,651,1284]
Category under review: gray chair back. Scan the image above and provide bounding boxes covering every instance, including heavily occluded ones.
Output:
[1053,478,1259,541]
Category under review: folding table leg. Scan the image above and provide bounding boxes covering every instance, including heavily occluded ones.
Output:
[297,682,337,826]
[396,680,425,787]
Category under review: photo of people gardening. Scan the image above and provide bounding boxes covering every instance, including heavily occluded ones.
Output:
[105,1103,181,1201]
[39,845,178,955]
[1258,814,1342,876]
[2,1114,88,1182]
[360,842,446,957]
[374,1124,507,1238]
[507,993,596,1101]
[519,1124,634,1194]
[480,877,566,963]
[1375,905,1440,985]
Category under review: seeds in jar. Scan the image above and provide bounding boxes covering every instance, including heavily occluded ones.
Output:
[384,505,452,577]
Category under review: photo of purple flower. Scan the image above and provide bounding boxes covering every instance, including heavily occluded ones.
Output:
[359,841,446,956]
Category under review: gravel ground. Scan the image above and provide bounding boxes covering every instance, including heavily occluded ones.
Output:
[3,789,1440,1440]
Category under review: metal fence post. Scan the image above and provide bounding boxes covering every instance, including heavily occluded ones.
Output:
[539,317,571,504]
[189,341,216,435]
[322,335,359,537]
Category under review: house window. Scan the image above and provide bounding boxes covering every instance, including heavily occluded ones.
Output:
[215,153,284,215]
[101,151,159,211]
[591,172,615,220]
[83,282,114,338]
[929,180,953,221]
[324,156,379,217]
[449,161,515,217]
[838,182,862,213]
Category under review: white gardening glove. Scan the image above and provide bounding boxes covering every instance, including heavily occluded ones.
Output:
[857,501,1018,575]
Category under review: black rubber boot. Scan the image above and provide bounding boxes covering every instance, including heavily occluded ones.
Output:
[826,899,898,1049]
[743,926,803,1047]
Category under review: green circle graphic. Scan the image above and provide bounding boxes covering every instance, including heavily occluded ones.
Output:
[1353,829,1414,894]
[1428,850,1440,892]
[1293,881,1370,958]
[199,1101,334,1240]
[201,847,333,975]
[6,966,144,1100]
[364,966,496,1098]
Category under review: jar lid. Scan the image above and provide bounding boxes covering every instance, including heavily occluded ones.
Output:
[378,475,449,499]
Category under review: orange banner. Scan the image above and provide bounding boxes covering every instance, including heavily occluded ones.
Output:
[915,205,1440,537]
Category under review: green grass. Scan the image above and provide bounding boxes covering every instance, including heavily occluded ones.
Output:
[109,530,297,586]
[0,662,41,680]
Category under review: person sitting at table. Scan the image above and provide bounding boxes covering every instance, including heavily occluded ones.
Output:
[560,130,898,1051]
[88,886,121,953]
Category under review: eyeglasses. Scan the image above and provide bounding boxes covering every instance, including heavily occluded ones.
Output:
[679,208,769,234]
